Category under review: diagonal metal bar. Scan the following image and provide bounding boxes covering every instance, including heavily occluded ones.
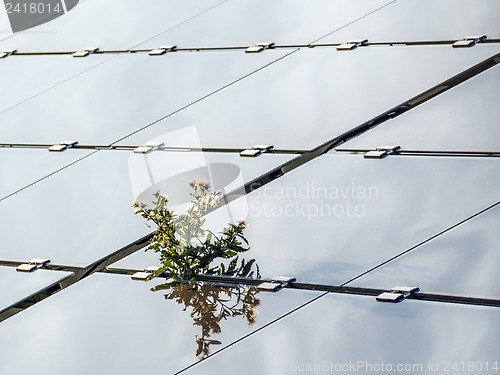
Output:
[0,232,151,323]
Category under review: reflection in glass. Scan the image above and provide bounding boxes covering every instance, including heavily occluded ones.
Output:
[151,281,261,359]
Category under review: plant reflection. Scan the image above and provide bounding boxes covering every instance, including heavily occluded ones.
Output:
[151,280,261,359]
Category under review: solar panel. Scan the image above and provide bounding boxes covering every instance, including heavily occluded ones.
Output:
[0,54,112,114]
[337,65,500,152]
[133,0,392,48]
[115,45,500,150]
[0,272,322,373]
[179,293,500,374]
[0,266,70,311]
[0,0,499,372]
[0,148,92,199]
[189,153,500,285]
[317,0,500,43]
[348,203,500,299]
[0,0,224,50]
[0,51,292,145]
[0,149,295,265]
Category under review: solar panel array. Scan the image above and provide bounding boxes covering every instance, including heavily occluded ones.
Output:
[1,0,499,374]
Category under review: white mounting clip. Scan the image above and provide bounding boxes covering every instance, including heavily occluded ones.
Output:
[257,276,296,292]
[337,39,368,51]
[240,144,274,158]
[73,48,99,57]
[149,45,177,56]
[16,259,51,273]
[452,35,487,48]
[48,141,78,152]
[245,42,275,53]
[364,145,401,159]
[376,286,420,303]
[133,142,165,154]
[0,49,17,59]
[131,266,161,281]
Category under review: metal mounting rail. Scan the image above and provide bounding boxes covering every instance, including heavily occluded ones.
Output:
[335,148,500,158]
[0,142,306,155]
[1,38,499,58]
[1,260,499,309]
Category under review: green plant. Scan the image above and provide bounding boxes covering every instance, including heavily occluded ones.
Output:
[133,180,260,280]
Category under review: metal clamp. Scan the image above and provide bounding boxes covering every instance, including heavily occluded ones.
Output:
[16,259,51,273]
[73,48,99,57]
[240,144,274,157]
[452,35,487,48]
[133,142,165,154]
[48,141,78,152]
[149,45,177,56]
[245,42,275,53]
[0,49,17,59]
[364,145,401,159]
[376,286,420,303]
[337,39,368,51]
[131,266,161,281]
[257,276,296,292]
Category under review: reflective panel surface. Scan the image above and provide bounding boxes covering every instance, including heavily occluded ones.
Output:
[116,45,500,150]
[0,0,223,50]
[189,154,500,285]
[0,267,69,310]
[0,0,499,369]
[0,51,290,145]
[0,149,294,265]
[183,293,500,374]
[0,148,92,200]
[0,272,321,373]
[348,203,500,299]
[134,0,392,48]
[318,0,500,43]
[0,55,113,114]
[337,65,500,152]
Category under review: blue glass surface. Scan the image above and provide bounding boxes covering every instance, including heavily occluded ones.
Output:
[0,272,321,373]
[0,267,70,310]
[116,45,500,150]
[0,148,92,200]
[338,65,500,152]
[0,149,294,265]
[0,0,223,50]
[0,55,113,115]
[348,204,500,299]
[0,50,291,145]
[134,0,392,48]
[185,153,500,285]
[183,292,500,374]
[317,0,500,43]
[0,0,498,369]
